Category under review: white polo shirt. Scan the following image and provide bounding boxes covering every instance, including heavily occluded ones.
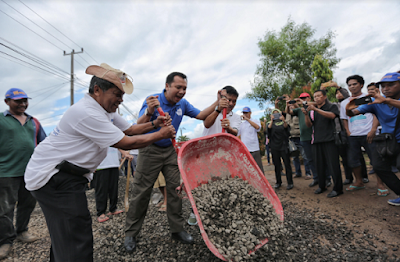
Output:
[25,94,131,191]
[340,93,374,136]
[202,111,241,137]
[97,147,120,170]
[238,118,261,152]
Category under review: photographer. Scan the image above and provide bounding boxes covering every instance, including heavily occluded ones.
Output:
[346,72,400,206]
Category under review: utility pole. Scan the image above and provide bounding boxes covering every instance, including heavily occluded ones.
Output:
[64,48,84,105]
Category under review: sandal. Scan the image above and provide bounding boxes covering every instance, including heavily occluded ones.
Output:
[159,204,167,212]
[377,189,389,197]
[97,214,109,223]
[107,210,124,216]
[346,185,365,191]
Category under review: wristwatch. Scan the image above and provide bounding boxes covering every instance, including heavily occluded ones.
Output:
[215,105,221,114]
[145,108,153,116]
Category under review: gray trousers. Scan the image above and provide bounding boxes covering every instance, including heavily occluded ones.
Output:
[125,144,184,237]
[250,150,265,174]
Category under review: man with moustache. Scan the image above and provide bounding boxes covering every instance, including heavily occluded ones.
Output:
[0,88,46,259]
[124,72,223,253]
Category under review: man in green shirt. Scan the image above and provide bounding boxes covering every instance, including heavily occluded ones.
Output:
[0,88,46,259]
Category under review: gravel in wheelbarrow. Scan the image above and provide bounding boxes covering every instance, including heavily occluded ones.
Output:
[192,176,285,261]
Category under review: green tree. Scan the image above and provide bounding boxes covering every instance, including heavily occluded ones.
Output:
[177,135,190,142]
[247,18,339,107]
[311,54,337,102]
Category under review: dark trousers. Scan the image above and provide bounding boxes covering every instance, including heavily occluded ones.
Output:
[125,144,184,238]
[0,177,36,246]
[271,148,293,185]
[250,150,265,174]
[312,141,343,192]
[31,172,93,262]
[291,137,311,176]
[93,168,119,217]
[337,145,355,181]
[265,144,270,163]
[300,140,318,180]
[370,144,400,195]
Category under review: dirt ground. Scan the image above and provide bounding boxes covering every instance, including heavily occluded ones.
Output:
[261,156,400,257]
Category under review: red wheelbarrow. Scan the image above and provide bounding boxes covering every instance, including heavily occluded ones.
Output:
[156,107,283,261]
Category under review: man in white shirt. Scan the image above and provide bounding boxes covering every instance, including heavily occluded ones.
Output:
[340,75,381,192]
[202,86,241,136]
[238,107,265,174]
[24,63,175,262]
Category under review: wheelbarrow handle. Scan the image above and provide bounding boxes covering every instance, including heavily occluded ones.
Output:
[220,94,227,134]
[155,106,176,148]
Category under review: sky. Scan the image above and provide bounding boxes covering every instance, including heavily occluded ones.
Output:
[0,0,399,138]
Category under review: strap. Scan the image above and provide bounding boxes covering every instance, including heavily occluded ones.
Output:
[394,108,400,133]
[335,116,345,132]
[32,117,40,146]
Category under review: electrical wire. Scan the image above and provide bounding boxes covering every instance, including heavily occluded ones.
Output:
[29,83,68,109]
[31,82,68,99]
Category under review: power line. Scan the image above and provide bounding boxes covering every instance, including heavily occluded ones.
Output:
[0,9,64,51]
[29,83,68,110]
[31,82,68,99]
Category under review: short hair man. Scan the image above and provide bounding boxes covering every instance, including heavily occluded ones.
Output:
[0,88,46,260]
[340,75,384,192]
[202,85,241,136]
[304,89,343,198]
[238,107,265,174]
[124,72,223,253]
[346,72,400,206]
[24,64,176,262]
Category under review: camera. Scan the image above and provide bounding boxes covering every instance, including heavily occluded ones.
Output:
[354,95,372,106]
[272,113,282,120]
[302,101,308,110]
[288,100,296,104]
[277,96,285,101]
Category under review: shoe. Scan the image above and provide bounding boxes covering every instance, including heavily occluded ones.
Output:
[368,169,375,174]
[107,210,124,216]
[362,178,369,183]
[274,183,282,189]
[281,172,286,176]
[343,179,353,185]
[309,180,318,187]
[294,174,302,178]
[391,166,399,173]
[346,185,365,191]
[16,231,39,243]
[304,175,312,180]
[327,190,343,198]
[388,197,400,206]
[97,214,110,223]
[171,231,194,244]
[377,189,389,197]
[0,244,12,260]
[124,236,136,253]
[286,184,294,190]
[326,180,332,187]
[314,187,327,194]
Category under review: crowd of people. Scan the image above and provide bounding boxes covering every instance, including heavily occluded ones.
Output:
[0,62,399,261]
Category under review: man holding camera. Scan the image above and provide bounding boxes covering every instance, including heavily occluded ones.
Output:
[346,72,400,206]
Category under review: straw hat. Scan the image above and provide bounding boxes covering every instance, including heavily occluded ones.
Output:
[86,63,133,94]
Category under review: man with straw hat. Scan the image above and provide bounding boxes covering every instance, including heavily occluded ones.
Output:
[24,63,176,262]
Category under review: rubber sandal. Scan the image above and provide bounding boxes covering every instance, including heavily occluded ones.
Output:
[107,210,124,216]
[159,204,167,212]
[97,214,109,223]
[346,185,366,191]
[377,189,389,197]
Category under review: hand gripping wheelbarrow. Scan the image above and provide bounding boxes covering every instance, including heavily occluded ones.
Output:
[158,107,284,261]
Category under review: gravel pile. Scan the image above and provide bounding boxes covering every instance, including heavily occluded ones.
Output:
[4,175,400,262]
[192,177,284,261]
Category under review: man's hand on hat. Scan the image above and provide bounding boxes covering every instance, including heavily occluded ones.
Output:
[146,96,160,114]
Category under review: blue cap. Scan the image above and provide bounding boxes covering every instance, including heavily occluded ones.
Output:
[376,72,400,86]
[5,88,30,100]
[242,106,251,113]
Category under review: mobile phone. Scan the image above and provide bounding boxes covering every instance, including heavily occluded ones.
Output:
[277,96,285,101]
[289,100,296,104]
[272,113,282,120]
[354,96,372,106]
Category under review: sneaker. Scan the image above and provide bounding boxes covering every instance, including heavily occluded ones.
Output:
[0,244,12,260]
[187,212,198,225]
[388,197,400,206]
[362,178,369,184]
[16,231,39,243]
[368,169,375,174]
[326,180,332,187]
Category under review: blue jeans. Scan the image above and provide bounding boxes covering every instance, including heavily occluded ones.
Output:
[291,137,311,176]
[300,140,318,180]
[265,144,270,163]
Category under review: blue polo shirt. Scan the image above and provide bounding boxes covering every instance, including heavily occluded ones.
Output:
[358,99,400,142]
[139,90,201,147]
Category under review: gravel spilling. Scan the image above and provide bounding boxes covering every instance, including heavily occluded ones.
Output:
[192,177,284,261]
[4,175,400,261]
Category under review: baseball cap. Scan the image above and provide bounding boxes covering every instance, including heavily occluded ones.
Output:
[5,88,30,100]
[242,107,251,112]
[299,93,310,98]
[376,72,400,86]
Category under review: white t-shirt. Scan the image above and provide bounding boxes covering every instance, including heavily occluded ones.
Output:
[238,118,261,152]
[25,94,131,191]
[340,94,374,136]
[97,147,120,170]
[202,111,241,137]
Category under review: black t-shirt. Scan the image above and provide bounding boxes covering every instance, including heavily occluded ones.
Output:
[267,120,290,150]
[310,102,339,143]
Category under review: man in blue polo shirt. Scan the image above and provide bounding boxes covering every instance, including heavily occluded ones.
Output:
[124,72,222,253]
[346,72,400,206]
